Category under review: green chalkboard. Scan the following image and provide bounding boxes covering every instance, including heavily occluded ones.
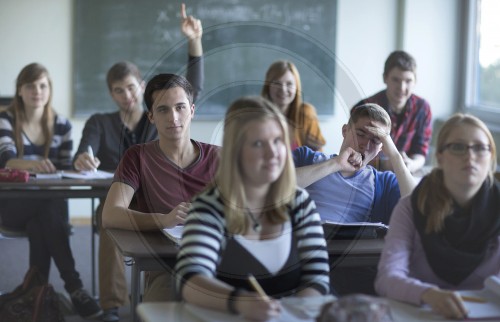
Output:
[74,0,337,119]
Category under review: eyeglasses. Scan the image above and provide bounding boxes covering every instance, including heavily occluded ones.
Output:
[440,143,491,156]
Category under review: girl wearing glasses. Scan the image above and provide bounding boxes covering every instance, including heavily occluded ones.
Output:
[375,113,500,320]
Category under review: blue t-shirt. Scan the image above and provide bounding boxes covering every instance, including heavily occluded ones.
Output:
[292,146,401,224]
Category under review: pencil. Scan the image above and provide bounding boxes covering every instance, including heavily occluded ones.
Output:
[461,295,488,303]
[247,274,270,302]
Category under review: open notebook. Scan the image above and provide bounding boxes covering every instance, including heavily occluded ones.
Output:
[30,170,114,180]
[161,225,184,244]
[458,275,500,320]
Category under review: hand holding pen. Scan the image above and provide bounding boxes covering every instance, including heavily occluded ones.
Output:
[74,145,100,172]
[237,274,280,321]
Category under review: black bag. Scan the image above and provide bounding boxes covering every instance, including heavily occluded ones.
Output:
[0,267,65,322]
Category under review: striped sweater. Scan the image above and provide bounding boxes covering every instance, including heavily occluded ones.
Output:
[0,110,73,169]
[175,187,330,297]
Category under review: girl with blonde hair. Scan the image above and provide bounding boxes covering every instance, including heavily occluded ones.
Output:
[176,96,329,321]
[375,113,500,319]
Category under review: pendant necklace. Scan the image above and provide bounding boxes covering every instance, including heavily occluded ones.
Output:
[246,210,262,233]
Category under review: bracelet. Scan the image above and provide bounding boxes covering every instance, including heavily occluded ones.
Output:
[227,288,242,315]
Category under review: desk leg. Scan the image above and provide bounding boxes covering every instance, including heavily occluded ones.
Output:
[131,260,140,322]
[91,198,97,298]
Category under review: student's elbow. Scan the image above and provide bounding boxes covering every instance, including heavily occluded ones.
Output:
[101,201,118,229]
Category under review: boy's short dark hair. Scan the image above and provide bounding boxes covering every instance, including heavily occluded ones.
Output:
[350,103,391,129]
[106,61,142,91]
[383,50,416,77]
[143,74,193,112]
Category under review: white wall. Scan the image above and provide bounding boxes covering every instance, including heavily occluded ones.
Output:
[0,0,460,217]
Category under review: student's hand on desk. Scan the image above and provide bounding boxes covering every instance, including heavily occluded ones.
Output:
[421,288,468,320]
[74,152,100,171]
[161,202,190,227]
[237,292,281,321]
[181,3,202,40]
[28,159,57,173]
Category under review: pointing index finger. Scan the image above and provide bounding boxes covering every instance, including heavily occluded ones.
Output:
[181,3,187,19]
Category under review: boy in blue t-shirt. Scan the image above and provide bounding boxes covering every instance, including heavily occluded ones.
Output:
[292,103,416,295]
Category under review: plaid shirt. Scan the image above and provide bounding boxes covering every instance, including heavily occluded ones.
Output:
[354,90,432,157]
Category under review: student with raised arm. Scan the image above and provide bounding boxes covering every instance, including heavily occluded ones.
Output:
[353,51,432,174]
[261,60,326,151]
[292,103,416,295]
[72,4,203,321]
[0,63,102,319]
[101,73,219,305]
[176,96,330,321]
[375,114,500,320]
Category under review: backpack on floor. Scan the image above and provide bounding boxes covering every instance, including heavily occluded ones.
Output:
[0,267,65,322]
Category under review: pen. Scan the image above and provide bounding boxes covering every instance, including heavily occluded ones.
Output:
[247,274,270,302]
[87,145,96,172]
[461,295,488,303]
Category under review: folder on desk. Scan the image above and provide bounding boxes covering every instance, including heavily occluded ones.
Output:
[459,275,500,320]
[161,225,183,244]
[322,221,388,240]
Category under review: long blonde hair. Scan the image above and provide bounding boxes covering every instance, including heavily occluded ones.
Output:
[217,96,297,234]
[417,113,497,233]
[9,63,55,158]
[261,60,304,145]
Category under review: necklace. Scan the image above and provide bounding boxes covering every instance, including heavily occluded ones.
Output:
[246,210,262,233]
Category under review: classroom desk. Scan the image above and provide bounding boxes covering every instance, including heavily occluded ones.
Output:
[105,228,385,322]
[137,299,494,322]
[0,177,112,296]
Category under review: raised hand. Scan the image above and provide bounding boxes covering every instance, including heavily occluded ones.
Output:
[180,3,202,40]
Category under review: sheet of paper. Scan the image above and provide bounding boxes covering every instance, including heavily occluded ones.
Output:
[161,225,184,244]
[61,170,114,179]
[185,297,332,322]
[459,276,500,320]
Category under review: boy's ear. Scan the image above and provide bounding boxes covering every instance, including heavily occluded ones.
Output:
[147,111,154,123]
[341,124,349,138]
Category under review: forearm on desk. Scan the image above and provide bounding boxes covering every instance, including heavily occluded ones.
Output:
[102,182,164,231]
[102,206,166,231]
